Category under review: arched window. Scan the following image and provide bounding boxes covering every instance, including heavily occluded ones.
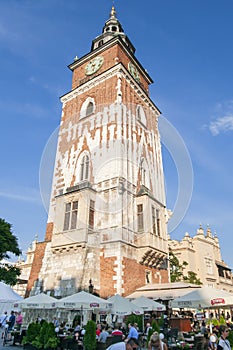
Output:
[80,97,95,119]
[80,154,90,181]
[136,105,147,126]
[86,101,94,116]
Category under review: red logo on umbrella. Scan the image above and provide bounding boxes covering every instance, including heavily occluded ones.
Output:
[211,298,225,305]
[90,303,99,307]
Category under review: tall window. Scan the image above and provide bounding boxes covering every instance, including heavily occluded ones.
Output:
[139,157,146,185]
[145,270,151,284]
[205,257,213,275]
[136,105,147,126]
[86,101,94,116]
[89,200,95,230]
[156,209,161,236]
[137,204,144,232]
[152,206,156,234]
[63,201,78,231]
[80,154,90,181]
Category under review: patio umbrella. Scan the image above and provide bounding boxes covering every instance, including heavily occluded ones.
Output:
[0,281,23,314]
[56,291,110,310]
[107,294,143,315]
[171,286,233,309]
[19,293,57,309]
[131,296,166,311]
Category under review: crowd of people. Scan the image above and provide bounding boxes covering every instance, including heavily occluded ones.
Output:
[0,310,23,341]
[0,311,23,338]
[1,310,233,350]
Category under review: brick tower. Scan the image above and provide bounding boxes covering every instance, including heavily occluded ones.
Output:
[27,6,169,298]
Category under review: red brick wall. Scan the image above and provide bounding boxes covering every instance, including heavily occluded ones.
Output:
[26,241,47,296]
[99,253,169,298]
[45,222,53,241]
[122,257,169,296]
[71,43,149,93]
[100,252,116,298]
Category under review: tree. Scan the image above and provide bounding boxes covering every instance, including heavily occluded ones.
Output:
[169,249,202,285]
[169,250,188,282]
[83,320,96,350]
[0,218,21,285]
[183,271,202,285]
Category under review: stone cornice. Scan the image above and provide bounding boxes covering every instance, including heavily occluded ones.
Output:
[61,63,160,115]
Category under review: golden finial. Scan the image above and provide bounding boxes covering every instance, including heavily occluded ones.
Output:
[110,5,116,18]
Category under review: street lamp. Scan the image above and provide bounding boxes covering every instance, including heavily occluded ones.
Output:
[89,279,94,294]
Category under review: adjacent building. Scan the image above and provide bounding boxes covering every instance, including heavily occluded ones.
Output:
[168,225,233,292]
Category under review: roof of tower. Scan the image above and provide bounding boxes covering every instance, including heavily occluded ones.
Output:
[91,6,135,54]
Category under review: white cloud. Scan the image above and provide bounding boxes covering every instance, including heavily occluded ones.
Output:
[209,115,233,136]
[0,187,42,204]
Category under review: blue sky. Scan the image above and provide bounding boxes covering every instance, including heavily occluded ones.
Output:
[0,1,233,268]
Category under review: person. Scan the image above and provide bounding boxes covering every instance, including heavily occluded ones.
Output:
[126,323,139,340]
[217,325,231,350]
[8,311,16,332]
[15,311,23,330]
[208,334,218,350]
[53,317,59,328]
[98,326,109,343]
[0,311,8,339]
[201,321,208,335]
[107,337,139,350]
[143,323,152,344]
[148,332,167,350]
[96,323,102,337]
[112,324,123,337]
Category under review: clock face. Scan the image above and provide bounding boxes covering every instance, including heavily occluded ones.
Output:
[85,56,104,76]
[128,62,140,83]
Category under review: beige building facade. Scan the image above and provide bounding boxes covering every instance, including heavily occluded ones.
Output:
[168,225,233,292]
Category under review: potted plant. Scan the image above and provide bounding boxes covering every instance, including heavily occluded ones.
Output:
[83,320,96,350]
[22,322,42,350]
[23,320,59,350]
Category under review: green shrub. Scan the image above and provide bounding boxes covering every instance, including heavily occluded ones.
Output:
[22,322,41,345]
[125,314,143,332]
[22,320,59,349]
[83,320,96,350]
[227,330,233,347]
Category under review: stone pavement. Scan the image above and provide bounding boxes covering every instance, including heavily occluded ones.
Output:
[0,337,22,350]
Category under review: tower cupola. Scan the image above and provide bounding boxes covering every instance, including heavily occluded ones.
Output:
[91,6,135,54]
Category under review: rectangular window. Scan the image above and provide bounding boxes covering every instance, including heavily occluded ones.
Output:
[89,200,95,229]
[152,206,156,234]
[156,209,161,236]
[137,204,144,232]
[205,257,213,275]
[63,201,78,231]
[70,201,78,229]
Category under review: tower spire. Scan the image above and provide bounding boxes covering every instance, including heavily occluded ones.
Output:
[91,4,136,54]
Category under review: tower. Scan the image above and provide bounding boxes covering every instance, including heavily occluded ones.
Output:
[27,7,169,298]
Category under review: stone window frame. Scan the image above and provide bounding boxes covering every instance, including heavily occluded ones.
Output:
[136,105,147,127]
[79,152,90,182]
[80,97,95,119]
[63,200,78,231]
